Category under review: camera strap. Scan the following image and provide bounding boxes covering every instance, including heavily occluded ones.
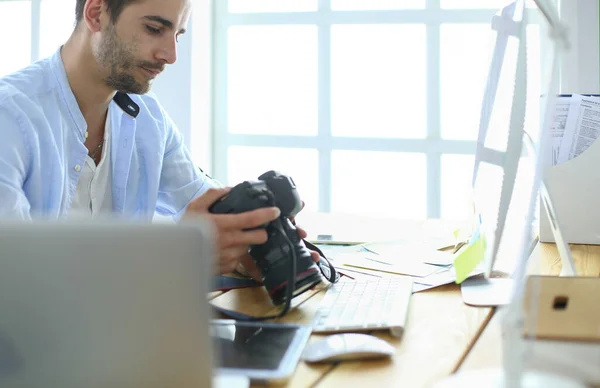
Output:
[303,240,340,284]
[209,241,340,322]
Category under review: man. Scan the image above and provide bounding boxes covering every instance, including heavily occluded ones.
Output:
[0,0,319,278]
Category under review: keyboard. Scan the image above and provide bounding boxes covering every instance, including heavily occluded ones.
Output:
[311,277,413,338]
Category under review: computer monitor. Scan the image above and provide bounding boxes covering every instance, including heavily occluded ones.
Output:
[440,0,586,386]
[470,0,531,281]
[469,0,576,282]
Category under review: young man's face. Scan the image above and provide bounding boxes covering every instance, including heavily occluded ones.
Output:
[95,0,191,94]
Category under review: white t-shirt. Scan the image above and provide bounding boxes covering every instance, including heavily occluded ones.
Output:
[70,110,113,218]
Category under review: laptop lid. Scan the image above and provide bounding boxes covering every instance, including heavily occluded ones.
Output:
[0,219,215,388]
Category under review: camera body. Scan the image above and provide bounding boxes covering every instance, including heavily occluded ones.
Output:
[209,171,322,305]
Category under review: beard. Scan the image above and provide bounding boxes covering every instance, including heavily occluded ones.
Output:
[96,23,161,95]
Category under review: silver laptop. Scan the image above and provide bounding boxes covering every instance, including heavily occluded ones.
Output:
[0,219,215,388]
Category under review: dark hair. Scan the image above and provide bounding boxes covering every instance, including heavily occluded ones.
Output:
[75,0,140,24]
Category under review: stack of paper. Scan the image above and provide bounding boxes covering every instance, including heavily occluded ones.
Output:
[317,241,478,293]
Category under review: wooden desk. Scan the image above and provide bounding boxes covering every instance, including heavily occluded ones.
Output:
[212,214,493,388]
[212,283,491,388]
[458,243,600,386]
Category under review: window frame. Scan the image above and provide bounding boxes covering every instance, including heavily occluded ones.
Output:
[212,0,547,217]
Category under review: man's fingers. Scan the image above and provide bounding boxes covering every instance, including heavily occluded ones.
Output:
[219,229,268,249]
[219,247,250,269]
[296,225,308,239]
[310,250,320,263]
[213,207,280,230]
[215,251,239,274]
[187,187,231,213]
[239,254,263,283]
[219,259,239,275]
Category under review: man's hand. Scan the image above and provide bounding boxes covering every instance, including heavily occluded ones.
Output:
[290,201,320,263]
[184,188,280,276]
[295,224,320,263]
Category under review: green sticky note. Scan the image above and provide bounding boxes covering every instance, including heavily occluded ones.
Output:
[453,235,486,284]
[453,228,461,239]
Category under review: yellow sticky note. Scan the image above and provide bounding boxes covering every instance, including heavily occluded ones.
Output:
[453,235,486,284]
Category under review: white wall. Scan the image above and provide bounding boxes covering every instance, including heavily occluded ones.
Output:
[151,34,192,145]
[150,1,213,174]
[559,0,600,93]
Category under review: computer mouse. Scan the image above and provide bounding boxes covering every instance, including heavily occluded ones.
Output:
[302,333,395,363]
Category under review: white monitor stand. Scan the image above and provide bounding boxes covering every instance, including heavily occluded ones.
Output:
[439,0,584,387]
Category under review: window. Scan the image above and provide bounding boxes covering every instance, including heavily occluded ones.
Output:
[0,0,76,78]
[0,0,550,221]
[212,0,546,219]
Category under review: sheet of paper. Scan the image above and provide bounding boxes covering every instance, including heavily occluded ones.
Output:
[416,267,457,286]
[342,257,439,278]
[318,238,456,279]
[546,97,571,166]
[557,94,600,164]
[332,264,385,280]
[413,283,439,292]
[360,242,455,266]
[453,234,486,284]
[316,244,364,257]
[413,268,456,292]
[412,267,485,293]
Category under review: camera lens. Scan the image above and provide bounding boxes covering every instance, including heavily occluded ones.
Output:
[250,219,322,305]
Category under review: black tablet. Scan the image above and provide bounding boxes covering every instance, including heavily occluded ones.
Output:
[211,319,311,383]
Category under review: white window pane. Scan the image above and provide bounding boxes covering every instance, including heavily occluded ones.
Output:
[332,151,426,218]
[441,0,536,9]
[440,24,495,141]
[441,25,541,142]
[331,25,426,138]
[228,26,317,136]
[227,146,319,211]
[441,0,507,8]
[40,0,76,59]
[441,154,474,220]
[0,1,31,77]
[331,0,424,10]
[229,0,317,13]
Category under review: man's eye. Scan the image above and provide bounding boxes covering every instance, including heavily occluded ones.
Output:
[146,26,161,34]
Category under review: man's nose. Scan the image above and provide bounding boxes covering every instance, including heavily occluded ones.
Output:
[157,37,178,65]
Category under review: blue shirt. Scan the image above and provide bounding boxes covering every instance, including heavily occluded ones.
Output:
[0,50,216,221]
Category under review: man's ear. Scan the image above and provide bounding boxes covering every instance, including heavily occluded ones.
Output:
[82,0,107,33]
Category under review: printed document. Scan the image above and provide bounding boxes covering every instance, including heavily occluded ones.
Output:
[557,94,600,164]
[546,97,571,166]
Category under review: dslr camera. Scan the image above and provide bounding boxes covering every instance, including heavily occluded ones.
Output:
[209,171,329,305]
